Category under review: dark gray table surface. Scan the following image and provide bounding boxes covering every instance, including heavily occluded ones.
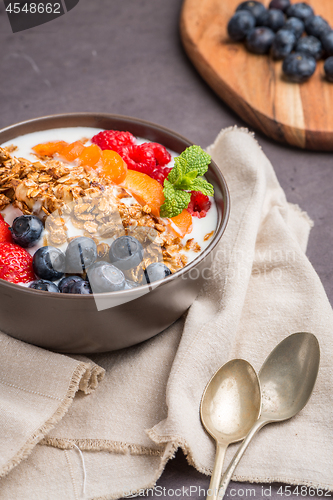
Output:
[0,1,331,499]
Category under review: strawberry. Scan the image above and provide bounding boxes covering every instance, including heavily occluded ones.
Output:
[0,242,35,284]
[0,214,13,243]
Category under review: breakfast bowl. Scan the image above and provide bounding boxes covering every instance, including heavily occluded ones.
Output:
[0,113,230,353]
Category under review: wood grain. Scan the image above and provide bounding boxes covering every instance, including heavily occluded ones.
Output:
[180,0,333,150]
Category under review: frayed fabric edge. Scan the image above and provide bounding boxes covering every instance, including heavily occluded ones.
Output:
[206,126,258,156]
[0,362,95,479]
[288,202,314,229]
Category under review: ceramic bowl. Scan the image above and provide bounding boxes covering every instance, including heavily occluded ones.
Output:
[0,113,230,353]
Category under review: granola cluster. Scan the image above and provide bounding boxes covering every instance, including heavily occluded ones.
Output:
[0,146,205,277]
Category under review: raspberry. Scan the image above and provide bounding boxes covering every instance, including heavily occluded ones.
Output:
[150,166,172,184]
[140,142,171,166]
[187,191,211,218]
[120,144,156,176]
[0,242,35,283]
[0,214,13,243]
[92,130,136,153]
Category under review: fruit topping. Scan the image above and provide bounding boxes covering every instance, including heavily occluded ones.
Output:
[91,130,136,153]
[87,261,126,293]
[285,2,314,22]
[0,214,13,243]
[324,56,333,81]
[69,280,92,294]
[321,32,333,57]
[124,279,140,290]
[228,11,256,41]
[246,27,276,54]
[29,280,60,292]
[11,215,44,248]
[32,141,68,157]
[118,143,172,184]
[269,0,290,12]
[187,191,212,218]
[271,29,296,59]
[0,242,35,283]
[33,246,65,281]
[58,141,85,162]
[109,235,144,271]
[65,236,97,274]
[99,150,127,184]
[77,144,102,168]
[122,169,165,217]
[295,35,323,60]
[236,1,267,25]
[283,17,305,39]
[262,9,285,32]
[282,52,316,82]
[143,262,172,284]
[169,209,193,237]
[58,275,85,293]
[304,15,331,39]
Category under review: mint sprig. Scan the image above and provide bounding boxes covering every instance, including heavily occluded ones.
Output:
[160,145,214,218]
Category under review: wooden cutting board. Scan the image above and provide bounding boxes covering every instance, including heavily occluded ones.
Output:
[180,0,333,150]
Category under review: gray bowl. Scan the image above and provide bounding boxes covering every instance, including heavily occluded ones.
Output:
[0,113,230,353]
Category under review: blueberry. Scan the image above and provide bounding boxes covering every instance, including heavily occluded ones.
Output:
[271,29,296,59]
[295,35,323,60]
[143,262,172,284]
[285,3,314,22]
[33,246,65,281]
[269,0,290,12]
[69,280,92,295]
[246,27,275,53]
[29,280,60,293]
[65,237,97,274]
[87,261,126,293]
[321,31,333,56]
[58,275,84,293]
[227,11,256,41]
[283,17,305,39]
[109,235,143,271]
[124,279,140,290]
[282,52,316,82]
[262,9,285,32]
[11,215,44,248]
[304,15,331,39]
[236,1,267,25]
[324,56,333,82]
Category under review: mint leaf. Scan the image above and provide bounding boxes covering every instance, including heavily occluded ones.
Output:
[160,182,191,218]
[167,157,187,185]
[189,178,214,196]
[180,145,211,176]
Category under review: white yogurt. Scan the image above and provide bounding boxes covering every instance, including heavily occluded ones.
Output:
[1,127,218,265]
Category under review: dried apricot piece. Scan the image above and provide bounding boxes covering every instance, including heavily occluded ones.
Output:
[32,141,68,157]
[122,169,164,217]
[100,150,127,184]
[78,144,102,168]
[58,141,85,162]
[169,209,193,237]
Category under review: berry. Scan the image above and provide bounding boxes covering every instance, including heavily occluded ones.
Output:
[0,242,35,283]
[69,280,92,295]
[109,235,144,271]
[124,279,140,290]
[143,262,172,284]
[269,0,290,12]
[29,280,59,292]
[236,1,267,25]
[58,275,84,293]
[33,246,65,281]
[282,52,316,82]
[321,32,333,56]
[285,3,314,23]
[87,261,125,293]
[227,11,256,41]
[150,166,172,185]
[283,17,305,39]
[120,144,156,176]
[295,35,323,60]
[262,9,285,32]
[324,56,333,82]
[65,237,97,274]
[304,15,331,39]
[0,214,13,243]
[271,29,296,59]
[246,27,275,54]
[11,215,44,248]
[187,191,211,218]
[91,130,136,153]
[142,142,171,166]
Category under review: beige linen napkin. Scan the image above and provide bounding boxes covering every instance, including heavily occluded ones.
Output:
[0,127,332,500]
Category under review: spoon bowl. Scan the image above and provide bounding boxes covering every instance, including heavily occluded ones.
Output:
[201,359,261,500]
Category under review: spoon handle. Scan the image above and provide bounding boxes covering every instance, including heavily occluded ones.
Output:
[217,418,267,500]
[206,443,228,500]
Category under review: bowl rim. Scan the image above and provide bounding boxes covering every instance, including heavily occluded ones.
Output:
[0,112,230,299]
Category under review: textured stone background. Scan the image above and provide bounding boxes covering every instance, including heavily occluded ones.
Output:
[0,1,331,499]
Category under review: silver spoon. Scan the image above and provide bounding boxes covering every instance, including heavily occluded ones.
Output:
[200,359,261,500]
[218,332,320,499]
